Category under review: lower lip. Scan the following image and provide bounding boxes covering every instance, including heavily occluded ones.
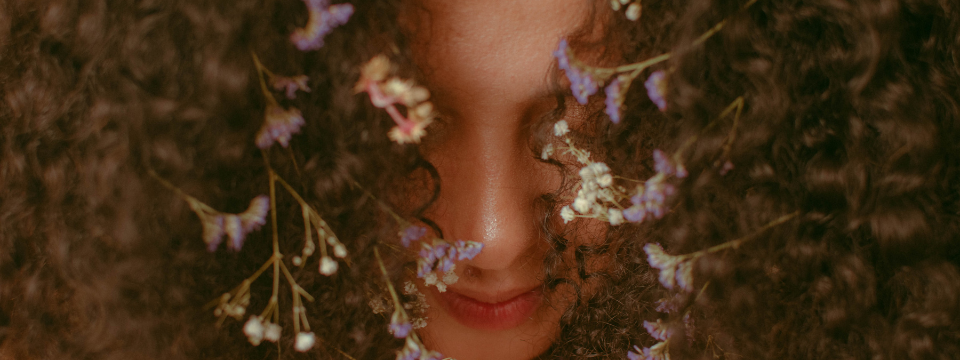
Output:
[436,288,542,331]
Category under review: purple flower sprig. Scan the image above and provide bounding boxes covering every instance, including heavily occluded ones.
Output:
[554,39,602,105]
[251,53,307,150]
[290,0,354,51]
[400,225,428,248]
[644,70,668,112]
[416,239,483,289]
[373,247,445,360]
[156,180,269,252]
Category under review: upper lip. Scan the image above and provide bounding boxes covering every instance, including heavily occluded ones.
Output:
[445,284,542,304]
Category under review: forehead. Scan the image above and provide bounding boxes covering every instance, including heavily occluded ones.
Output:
[406,0,591,118]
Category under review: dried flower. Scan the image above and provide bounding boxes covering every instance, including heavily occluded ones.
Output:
[240,195,270,232]
[243,316,265,346]
[271,75,311,99]
[605,76,624,123]
[389,310,412,338]
[224,215,244,251]
[263,322,282,343]
[643,242,694,291]
[554,39,598,104]
[290,0,354,51]
[255,105,306,149]
[319,256,338,275]
[541,143,554,160]
[560,206,576,223]
[629,342,670,360]
[396,337,422,360]
[400,225,427,248]
[643,319,671,341]
[333,243,347,258]
[608,208,624,226]
[626,3,642,21]
[294,332,316,352]
[202,215,225,252]
[719,160,734,176]
[553,120,570,137]
[645,70,668,111]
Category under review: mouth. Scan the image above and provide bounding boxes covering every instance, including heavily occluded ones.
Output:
[435,286,543,331]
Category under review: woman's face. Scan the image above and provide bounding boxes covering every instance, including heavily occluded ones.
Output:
[403,0,595,359]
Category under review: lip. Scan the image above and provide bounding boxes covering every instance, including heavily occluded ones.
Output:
[435,286,543,331]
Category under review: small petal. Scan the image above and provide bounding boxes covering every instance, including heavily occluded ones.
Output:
[560,206,576,223]
[608,208,624,226]
[389,311,413,338]
[290,0,354,51]
[294,332,316,352]
[643,319,671,341]
[256,105,306,149]
[243,316,265,346]
[224,215,245,251]
[645,70,668,111]
[319,256,338,275]
[676,261,694,292]
[625,3,642,21]
[400,225,428,247]
[271,74,311,99]
[240,195,270,232]
[333,243,347,258]
[541,143,554,160]
[553,120,570,137]
[604,77,623,123]
[263,322,282,342]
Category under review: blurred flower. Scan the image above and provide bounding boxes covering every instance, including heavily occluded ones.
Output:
[561,206,576,223]
[224,215,244,251]
[396,337,422,360]
[454,240,483,261]
[626,3,642,21]
[263,322,282,343]
[645,70,668,111]
[333,243,347,258]
[554,38,598,104]
[644,243,695,291]
[541,143,554,160]
[294,332,316,352]
[608,208,624,226]
[389,310,412,338]
[643,319,671,341]
[243,316,265,346]
[627,345,643,360]
[240,195,270,232]
[271,75,311,99]
[290,0,354,51]
[400,225,427,247]
[605,77,624,123]
[356,55,435,144]
[255,105,305,149]
[320,256,338,275]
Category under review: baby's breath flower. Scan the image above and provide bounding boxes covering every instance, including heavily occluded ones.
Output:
[271,74,311,99]
[294,331,316,352]
[400,225,427,248]
[357,56,435,144]
[553,39,598,104]
[675,261,694,292]
[224,215,244,251]
[553,120,570,137]
[239,195,270,232]
[243,316,265,346]
[625,3,642,21]
[319,256,338,275]
[290,0,354,51]
[333,243,347,258]
[608,208,624,226]
[645,70,668,111]
[263,322,282,343]
[560,206,576,223]
[255,105,306,149]
[643,243,695,291]
[541,143,554,160]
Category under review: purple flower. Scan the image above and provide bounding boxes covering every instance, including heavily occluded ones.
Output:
[240,195,270,233]
[271,75,311,99]
[675,261,694,292]
[605,77,623,123]
[623,205,646,223]
[396,337,422,360]
[400,225,427,247]
[203,215,225,252]
[643,319,671,341]
[389,311,412,338]
[553,38,597,104]
[644,70,668,111]
[454,240,483,260]
[627,345,643,360]
[290,0,354,51]
[420,350,444,360]
[256,105,306,149]
[644,243,682,290]
[224,214,245,251]
[652,150,674,176]
[719,160,734,176]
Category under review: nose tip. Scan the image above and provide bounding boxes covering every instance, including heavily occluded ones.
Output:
[427,124,555,274]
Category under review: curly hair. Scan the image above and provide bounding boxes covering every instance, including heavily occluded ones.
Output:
[1,0,958,359]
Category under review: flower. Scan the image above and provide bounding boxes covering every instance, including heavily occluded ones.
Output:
[271,75,311,99]
[645,70,668,111]
[560,206,576,223]
[554,38,599,104]
[255,105,306,149]
[643,319,671,341]
[240,195,270,232]
[319,256,338,275]
[202,215,225,252]
[243,316,265,345]
[541,143,554,160]
[396,337,422,360]
[644,243,694,291]
[454,240,483,261]
[333,243,347,258]
[400,225,427,247]
[294,332,316,352]
[224,215,244,251]
[625,3,642,21]
[356,56,435,144]
[553,120,570,137]
[605,77,624,123]
[263,322,282,342]
[389,310,412,338]
[290,0,354,51]
[608,208,624,226]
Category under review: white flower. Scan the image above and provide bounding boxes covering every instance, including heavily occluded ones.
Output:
[435,281,447,292]
[294,332,316,352]
[263,322,282,342]
[608,208,624,226]
[243,316,265,346]
[541,143,554,160]
[597,173,613,188]
[553,120,570,137]
[626,3,642,21]
[443,269,459,285]
[319,256,338,275]
[423,272,438,286]
[573,197,591,214]
[333,243,347,258]
[368,298,388,314]
[403,281,418,295]
[560,206,576,223]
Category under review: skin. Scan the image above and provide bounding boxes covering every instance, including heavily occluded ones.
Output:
[402,0,597,359]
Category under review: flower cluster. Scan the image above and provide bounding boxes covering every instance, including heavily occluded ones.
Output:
[290,0,355,51]
[610,0,642,21]
[627,318,672,360]
[356,55,436,144]
[554,39,599,104]
[255,105,306,149]
[416,239,483,292]
[243,315,283,346]
[190,195,270,252]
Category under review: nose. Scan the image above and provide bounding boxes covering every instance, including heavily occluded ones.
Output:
[425,113,557,274]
